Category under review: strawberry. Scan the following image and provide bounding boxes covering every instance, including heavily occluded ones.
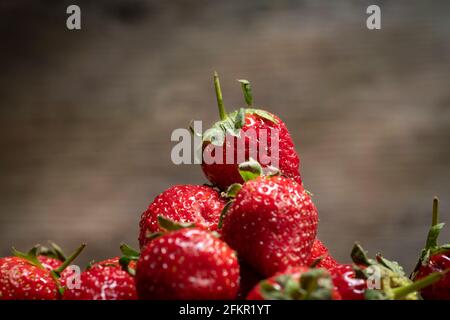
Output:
[63,255,137,300]
[0,243,86,300]
[199,73,301,190]
[411,197,450,300]
[221,160,318,277]
[247,267,341,300]
[308,239,339,271]
[329,264,366,300]
[139,184,226,249]
[135,217,239,300]
[331,243,446,300]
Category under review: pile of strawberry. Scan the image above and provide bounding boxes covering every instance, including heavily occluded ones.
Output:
[1,74,449,300]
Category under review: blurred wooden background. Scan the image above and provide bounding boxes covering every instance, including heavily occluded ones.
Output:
[0,0,449,270]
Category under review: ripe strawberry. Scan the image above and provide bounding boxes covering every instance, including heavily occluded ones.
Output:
[135,218,239,300]
[0,243,85,300]
[412,197,450,300]
[331,243,446,300]
[63,255,137,300]
[414,254,449,299]
[247,267,341,300]
[308,239,339,271]
[329,264,366,300]
[221,161,318,277]
[139,184,226,249]
[199,73,301,190]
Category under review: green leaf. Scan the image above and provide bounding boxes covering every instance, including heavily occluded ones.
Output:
[238,79,253,107]
[250,109,278,124]
[119,256,136,276]
[260,281,285,300]
[157,215,196,231]
[234,108,246,129]
[364,289,386,300]
[224,183,242,198]
[146,231,163,240]
[119,243,140,258]
[238,158,263,182]
[376,254,405,276]
[218,200,234,229]
[351,243,374,266]
[48,241,67,262]
[12,247,44,269]
[425,222,445,250]
[353,264,368,279]
[299,269,333,300]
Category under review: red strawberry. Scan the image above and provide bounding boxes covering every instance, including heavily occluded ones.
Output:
[139,184,226,249]
[414,254,449,299]
[221,162,318,277]
[412,197,450,300]
[247,267,341,300]
[308,239,339,271]
[329,264,366,300]
[331,243,446,300]
[135,219,239,300]
[0,243,85,300]
[199,73,301,190]
[63,256,137,300]
[0,257,59,300]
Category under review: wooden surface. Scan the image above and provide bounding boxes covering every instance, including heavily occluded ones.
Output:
[0,1,449,270]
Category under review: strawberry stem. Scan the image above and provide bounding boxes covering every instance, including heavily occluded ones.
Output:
[214,71,227,120]
[52,243,86,277]
[238,79,253,107]
[432,197,439,227]
[392,270,447,299]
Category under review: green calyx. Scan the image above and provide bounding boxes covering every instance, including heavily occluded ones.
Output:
[12,242,85,275]
[12,241,68,268]
[259,268,335,300]
[351,243,443,300]
[201,73,278,146]
[238,158,280,183]
[50,243,86,278]
[412,197,450,278]
[146,215,196,240]
[13,243,86,296]
[238,158,263,182]
[119,243,140,276]
[37,241,67,262]
[351,243,415,299]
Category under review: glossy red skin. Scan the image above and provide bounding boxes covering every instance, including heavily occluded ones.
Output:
[136,229,240,300]
[38,256,63,271]
[329,264,366,300]
[139,185,225,248]
[63,257,137,300]
[222,176,318,277]
[247,267,341,300]
[0,257,59,300]
[415,252,450,300]
[201,112,301,190]
[308,239,339,271]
